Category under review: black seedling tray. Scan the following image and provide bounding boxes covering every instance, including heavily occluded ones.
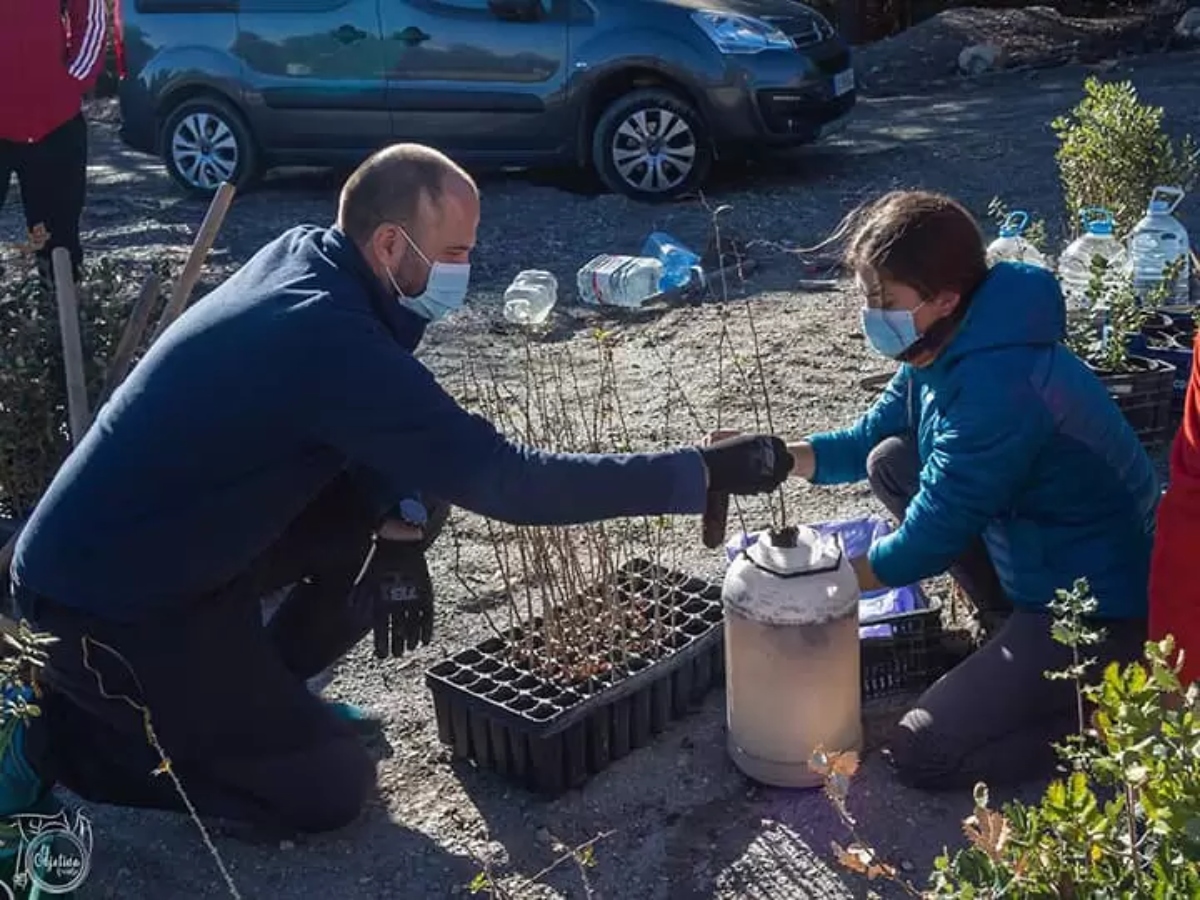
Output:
[427,560,946,796]
[425,558,724,797]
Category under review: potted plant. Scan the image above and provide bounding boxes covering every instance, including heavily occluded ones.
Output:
[1120,256,1197,426]
[1064,258,1175,452]
[1052,77,1199,240]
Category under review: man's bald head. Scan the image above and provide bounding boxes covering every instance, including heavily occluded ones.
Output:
[337,143,477,248]
[339,144,480,304]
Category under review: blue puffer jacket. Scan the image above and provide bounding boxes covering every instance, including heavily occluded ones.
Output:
[809,262,1159,619]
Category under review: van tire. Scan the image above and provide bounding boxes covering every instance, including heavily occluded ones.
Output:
[591,88,712,203]
[160,95,259,197]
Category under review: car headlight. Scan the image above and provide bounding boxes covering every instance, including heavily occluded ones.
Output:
[691,11,794,54]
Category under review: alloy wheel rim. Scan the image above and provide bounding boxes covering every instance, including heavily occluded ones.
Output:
[610,107,697,194]
[171,112,239,190]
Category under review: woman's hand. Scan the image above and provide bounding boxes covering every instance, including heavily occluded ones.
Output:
[786,441,816,481]
[704,429,741,446]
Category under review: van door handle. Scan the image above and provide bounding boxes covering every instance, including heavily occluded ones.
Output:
[334,24,368,44]
[396,26,431,46]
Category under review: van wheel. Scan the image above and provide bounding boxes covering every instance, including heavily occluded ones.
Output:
[160,96,259,197]
[591,88,712,203]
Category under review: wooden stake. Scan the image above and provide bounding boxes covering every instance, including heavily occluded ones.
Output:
[0,188,237,588]
[91,272,161,417]
[52,248,89,445]
[149,181,236,345]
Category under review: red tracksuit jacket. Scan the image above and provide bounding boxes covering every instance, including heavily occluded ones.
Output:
[0,0,108,143]
[1148,329,1200,688]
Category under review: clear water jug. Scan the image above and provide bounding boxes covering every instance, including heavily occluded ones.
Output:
[503,270,558,325]
[1058,208,1128,312]
[722,525,863,788]
[986,211,1048,269]
[1126,186,1191,307]
[641,231,704,292]
[576,254,663,308]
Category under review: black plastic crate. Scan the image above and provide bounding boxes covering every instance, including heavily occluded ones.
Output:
[425,558,724,797]
[860,591,944,702]
[1094,356,1177,454]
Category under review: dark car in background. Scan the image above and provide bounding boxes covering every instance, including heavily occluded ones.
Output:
[112,0,856,202]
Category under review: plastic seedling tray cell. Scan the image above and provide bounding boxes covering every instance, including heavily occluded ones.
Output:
[425,558,725,798]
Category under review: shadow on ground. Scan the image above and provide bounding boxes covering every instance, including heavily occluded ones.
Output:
[78,793,482,898]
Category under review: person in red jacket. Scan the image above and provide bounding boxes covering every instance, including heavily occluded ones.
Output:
[0,0,107,278]
[1148,329,1200,692]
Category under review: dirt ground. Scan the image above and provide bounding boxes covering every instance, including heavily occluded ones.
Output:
[853,3,1184,95]
[4,45,1200,900]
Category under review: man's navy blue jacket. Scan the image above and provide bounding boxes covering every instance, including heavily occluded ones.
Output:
[12,226,708,621]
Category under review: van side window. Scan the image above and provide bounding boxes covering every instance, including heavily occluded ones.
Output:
[135,0,236,12]
[426,0,490,8]
[401,0,558,17]
[237,0,349,10]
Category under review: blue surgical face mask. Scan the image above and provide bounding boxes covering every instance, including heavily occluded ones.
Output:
[861,306,922,359]
[384,228,471,323]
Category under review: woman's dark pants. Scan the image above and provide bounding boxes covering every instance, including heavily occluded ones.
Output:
[867,436,1146,789]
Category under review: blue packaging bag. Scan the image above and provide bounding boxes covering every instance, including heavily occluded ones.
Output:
[641,231,702,292]
[724,516,925,639]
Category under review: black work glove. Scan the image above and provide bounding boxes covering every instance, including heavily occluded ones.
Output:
[351,536,436,659]
[355,496,448,659]
[699,434,793,496]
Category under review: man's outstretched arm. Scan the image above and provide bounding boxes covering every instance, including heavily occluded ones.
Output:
[312,335,788,526]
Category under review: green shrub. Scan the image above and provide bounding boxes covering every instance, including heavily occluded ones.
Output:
[0,247,166,519]
[925,582,1200,898]
[815,579,1200,898]
[1053,77,1199,238]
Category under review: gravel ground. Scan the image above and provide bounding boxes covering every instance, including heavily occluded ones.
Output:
[853,4,1183,96]
[4,49,1200,900]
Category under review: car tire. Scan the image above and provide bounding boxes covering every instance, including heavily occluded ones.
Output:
[160,95,259,197]
[591,88,712,203]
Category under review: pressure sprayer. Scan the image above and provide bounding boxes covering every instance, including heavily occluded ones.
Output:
[721,525,863,787]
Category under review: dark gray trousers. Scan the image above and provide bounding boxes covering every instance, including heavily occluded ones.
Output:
[16,472,397,835]
[866,436,1146,790]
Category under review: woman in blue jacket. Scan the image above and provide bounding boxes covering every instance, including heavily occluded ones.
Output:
[787,191,1157,789]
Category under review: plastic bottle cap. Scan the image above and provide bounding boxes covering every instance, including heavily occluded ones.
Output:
[1080,207,1115,236]
[999,211,1028,238]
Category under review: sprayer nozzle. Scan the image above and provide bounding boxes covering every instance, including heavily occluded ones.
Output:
[768,525,799,548]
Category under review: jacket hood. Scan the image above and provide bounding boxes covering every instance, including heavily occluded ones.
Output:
[933,261,1066,369]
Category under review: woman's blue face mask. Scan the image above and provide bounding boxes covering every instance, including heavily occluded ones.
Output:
[861,305,926,358]
[857,272,931,359]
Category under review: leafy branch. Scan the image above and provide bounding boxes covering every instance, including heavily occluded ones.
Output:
[812,578,1200,897]
[468,830,613,899]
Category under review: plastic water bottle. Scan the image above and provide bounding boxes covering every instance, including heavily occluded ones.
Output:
[986,211,1048,269]
[1126,186,1191,307]
[1057,208,1128,311]
[641,231,704,291]
[576,254,663,308]
[503,270,558,325]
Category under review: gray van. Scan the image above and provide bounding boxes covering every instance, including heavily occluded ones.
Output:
[113,0,855,201]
